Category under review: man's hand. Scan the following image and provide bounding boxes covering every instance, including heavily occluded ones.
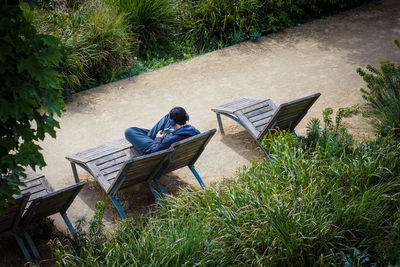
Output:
[156,130,164,138]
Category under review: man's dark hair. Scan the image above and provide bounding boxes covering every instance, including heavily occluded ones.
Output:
[170,106,188,125]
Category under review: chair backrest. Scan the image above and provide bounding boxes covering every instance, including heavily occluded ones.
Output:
[20,182,85,228]
[0,194,30,233]
[108,148,173,194]
[108,129,216,194]
[166,129,216,172]
[257,93,321,140]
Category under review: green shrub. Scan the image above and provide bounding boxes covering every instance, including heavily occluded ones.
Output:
[299,106,359,155]
[357,40,400,138]
[24,1,135,95]
[177,0,375,51]
[177,0,263,50]
[108,0,177,49]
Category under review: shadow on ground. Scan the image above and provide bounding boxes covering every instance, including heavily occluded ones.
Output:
[78,172,194,222]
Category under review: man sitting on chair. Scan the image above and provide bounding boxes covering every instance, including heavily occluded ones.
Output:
[125,107,200,155]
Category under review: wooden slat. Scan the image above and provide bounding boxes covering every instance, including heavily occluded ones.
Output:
[277,103,313,115]
[29,190,50,201]
[84,147,126,163]
[234,111,260,139]
[87,162,111,192]
[94,150,129,166]
[102,162,125,176]
[239,101,271,114]
[104,170,119,180]
[24,170,43,180]
[256,125,267,132]
[253,117,274,127]
[19,179,42,189]
[66,145,117,164]
[66,139,133,165]
[245,105,274,118]
[167,130,216,172]
[275,113,305,125]
[212,97,267,114]
[248,111,274,123]
[20,184,46,195]
[124,162,161,178]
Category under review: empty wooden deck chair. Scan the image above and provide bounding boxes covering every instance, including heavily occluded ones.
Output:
[17,170,85,260]
[0,194,33,262]
[66,129,216,219]
[211,93,321,154]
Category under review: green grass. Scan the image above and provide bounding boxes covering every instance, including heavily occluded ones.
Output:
[54,128,400,266]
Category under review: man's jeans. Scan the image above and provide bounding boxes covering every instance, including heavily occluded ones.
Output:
[124,114,172,155]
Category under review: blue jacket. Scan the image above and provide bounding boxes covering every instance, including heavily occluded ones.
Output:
[146,125,200,153]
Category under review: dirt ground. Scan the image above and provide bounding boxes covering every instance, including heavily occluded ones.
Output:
[29,0,400,248]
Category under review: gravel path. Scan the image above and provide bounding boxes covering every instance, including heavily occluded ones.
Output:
[38,0,400,230]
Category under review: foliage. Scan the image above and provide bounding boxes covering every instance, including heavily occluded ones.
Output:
[299,106,359,155]
[71,201,106,254]
[24,0,134,96]
[54,128,400,265]
[108,0,177,49]
[176,0,260,50]
[0,3,64,214]
[357,40,400,138]
[176,0,375,51]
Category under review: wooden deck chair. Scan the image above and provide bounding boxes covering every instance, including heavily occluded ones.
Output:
[0,194,33,262]
[18,171,85,260]
[211,93,321,154]
[66,129,216,219]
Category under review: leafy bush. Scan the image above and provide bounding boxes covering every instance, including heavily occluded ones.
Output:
[357,40,400,138]
[177,0,264,50]
[299,106,359,155]
[54,128,400,265]
[0,3,64,213]
[24,1,134,95]
[108,0,177,49]
[177,0,375,51]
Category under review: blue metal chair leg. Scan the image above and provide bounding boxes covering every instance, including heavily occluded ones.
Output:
[256,140,273,163]
[216,113,225,134]
[154,178,168,196]
[292,130,300,140]
[61,213,76,238]
[147,180,163,204]
[13,232,33,262]
[22,230,40,259]
[70,162,80,183]
[109,195,126,219]
[188,165,206,189]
